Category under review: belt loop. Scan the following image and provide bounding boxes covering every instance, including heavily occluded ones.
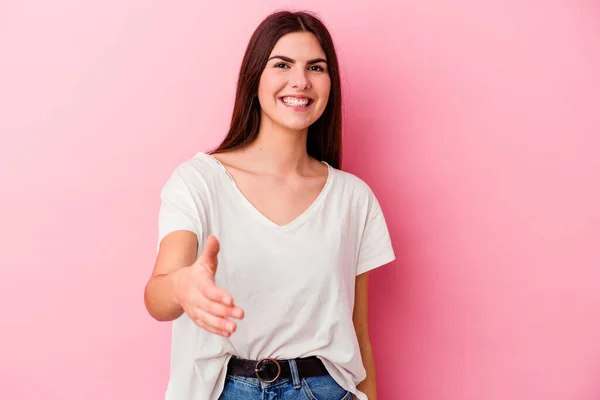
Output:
[288,359,301,389]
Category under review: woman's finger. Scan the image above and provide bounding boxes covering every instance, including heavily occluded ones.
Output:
[200,280,236,306]
[196,307,237,334]
[194,317,230,337]
[199,292,245,319]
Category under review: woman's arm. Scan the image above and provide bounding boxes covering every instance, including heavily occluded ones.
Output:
[353,271,378,400]
[144,230,198,321]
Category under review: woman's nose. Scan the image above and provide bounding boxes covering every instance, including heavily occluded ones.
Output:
[289,68,310,90]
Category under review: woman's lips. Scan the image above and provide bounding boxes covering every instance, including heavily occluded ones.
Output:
[279,96,314,112]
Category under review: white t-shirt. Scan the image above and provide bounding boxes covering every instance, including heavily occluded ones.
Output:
[157,151,395,400]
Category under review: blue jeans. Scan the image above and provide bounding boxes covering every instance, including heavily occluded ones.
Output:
[218,359,353,399]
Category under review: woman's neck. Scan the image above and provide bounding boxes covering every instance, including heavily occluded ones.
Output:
[242,120,312,176]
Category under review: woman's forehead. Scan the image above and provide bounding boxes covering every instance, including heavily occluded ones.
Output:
[269,32,326,59]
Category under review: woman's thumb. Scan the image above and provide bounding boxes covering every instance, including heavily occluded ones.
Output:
[199,235,220,275]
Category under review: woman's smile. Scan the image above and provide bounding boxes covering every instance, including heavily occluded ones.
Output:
[279,95,314,112]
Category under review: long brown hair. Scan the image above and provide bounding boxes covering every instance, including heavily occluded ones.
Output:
[210,10,343,169]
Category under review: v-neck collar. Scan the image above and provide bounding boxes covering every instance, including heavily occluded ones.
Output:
[205,153,333,232]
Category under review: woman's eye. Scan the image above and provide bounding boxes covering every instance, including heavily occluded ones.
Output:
[310,65,325,72]
[275,63,289,69]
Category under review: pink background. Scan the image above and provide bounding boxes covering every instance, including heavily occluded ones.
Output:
[1,1,599,399]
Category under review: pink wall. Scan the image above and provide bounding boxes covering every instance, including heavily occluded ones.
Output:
[1,1,599,399]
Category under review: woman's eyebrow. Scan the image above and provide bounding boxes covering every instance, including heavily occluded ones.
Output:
[267,55,328,64]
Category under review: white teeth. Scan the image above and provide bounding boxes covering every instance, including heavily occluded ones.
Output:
[282,97,310,107]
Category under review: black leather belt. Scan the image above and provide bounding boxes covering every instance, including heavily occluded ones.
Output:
[227,356,329,383]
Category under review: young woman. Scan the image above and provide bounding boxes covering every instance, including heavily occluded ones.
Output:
[144,10,395,400]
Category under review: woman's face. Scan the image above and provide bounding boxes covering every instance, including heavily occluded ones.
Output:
[257,31,331,133]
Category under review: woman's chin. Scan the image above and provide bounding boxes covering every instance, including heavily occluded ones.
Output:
[280,116,320,132]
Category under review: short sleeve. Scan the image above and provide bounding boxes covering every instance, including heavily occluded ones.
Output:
[356,190,396,275]
[157,166,202,249]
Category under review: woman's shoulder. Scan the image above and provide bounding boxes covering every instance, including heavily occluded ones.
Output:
[329,166,376,198]
[161,151,225,192]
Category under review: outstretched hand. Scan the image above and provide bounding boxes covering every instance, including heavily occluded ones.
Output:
[174,235,244,337]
